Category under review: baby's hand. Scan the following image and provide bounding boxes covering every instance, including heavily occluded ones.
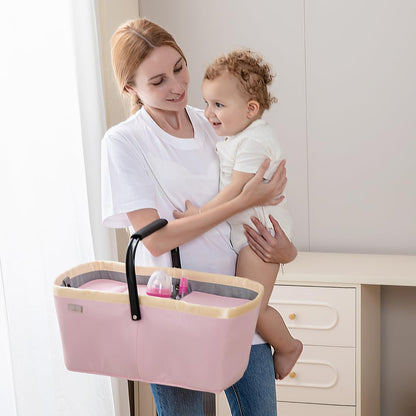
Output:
[173,200,200,219]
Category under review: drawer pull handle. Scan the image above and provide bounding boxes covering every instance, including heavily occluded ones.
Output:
[272,301,339,330]
[289,313,296,320]
[281,360,339,389]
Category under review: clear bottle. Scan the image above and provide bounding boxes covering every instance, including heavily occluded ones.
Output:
[146,270,173,298]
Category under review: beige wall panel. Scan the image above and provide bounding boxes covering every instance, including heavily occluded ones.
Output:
[305,0,416,255]
[98,0,140,128]
[97,0,140,262]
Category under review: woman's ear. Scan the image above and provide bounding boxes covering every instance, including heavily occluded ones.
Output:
[124,85,135,95]
[247,100,260,119]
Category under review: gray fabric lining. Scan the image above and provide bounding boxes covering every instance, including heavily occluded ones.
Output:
[188,280,256,300]
[62,270,257,300]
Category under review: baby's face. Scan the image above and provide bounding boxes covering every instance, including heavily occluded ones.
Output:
[202,72,253,137]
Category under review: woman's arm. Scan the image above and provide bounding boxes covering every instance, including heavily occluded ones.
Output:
[244,214,297,264]
[128,159,286,256]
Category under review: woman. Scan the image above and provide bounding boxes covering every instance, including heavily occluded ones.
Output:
[101,18,297,416]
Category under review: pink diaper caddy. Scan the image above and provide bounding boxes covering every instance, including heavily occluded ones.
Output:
[53,219,264,393]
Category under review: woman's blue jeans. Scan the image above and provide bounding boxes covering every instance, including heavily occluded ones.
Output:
[150,343,277,416]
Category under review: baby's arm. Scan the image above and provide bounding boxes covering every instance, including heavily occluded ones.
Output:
[174,170,254,219]
[129,159,286,256]
[204,170,254,211]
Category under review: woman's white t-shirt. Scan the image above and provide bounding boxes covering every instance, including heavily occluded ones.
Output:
[101,105,237,275]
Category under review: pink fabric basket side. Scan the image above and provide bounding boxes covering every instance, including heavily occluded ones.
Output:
[54,295,140,380]
[135,303,260,392]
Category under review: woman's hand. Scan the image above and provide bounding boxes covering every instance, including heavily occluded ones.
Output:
[173,200,199,219]
[239,159,287,208]
[243,214,297,264]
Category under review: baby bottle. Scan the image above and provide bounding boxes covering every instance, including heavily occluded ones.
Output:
[146,270,173,298]
[176,277,188,300]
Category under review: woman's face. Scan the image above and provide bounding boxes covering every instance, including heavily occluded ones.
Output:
[129,45,189,112]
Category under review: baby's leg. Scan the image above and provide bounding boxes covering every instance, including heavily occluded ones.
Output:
[236,245,303,380]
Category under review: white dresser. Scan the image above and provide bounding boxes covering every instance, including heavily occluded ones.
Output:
[217,251,416,416]
[272,283,378,416]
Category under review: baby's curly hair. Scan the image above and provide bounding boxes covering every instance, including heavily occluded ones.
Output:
[204,49,277,112]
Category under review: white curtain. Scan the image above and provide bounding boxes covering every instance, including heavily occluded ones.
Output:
[0,0,117,415]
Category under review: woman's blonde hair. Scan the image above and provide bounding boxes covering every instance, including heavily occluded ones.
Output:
[111,18,187,114]
[204,49,277,112]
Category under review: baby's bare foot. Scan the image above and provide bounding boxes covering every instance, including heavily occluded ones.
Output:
[273,339,303,380]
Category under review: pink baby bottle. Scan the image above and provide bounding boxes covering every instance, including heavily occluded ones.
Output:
[146,270,173,298]
[176,277,188,300]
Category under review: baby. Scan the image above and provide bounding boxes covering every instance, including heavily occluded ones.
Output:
[175,49,302,379]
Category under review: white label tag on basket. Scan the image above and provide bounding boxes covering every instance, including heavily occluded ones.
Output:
[68,304,83,313]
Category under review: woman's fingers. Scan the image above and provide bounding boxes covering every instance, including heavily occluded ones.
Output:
[244,215,297,264]
[270,194,285,206]
[244,228,270,262]
[247,216,274,244]
[262,159,287,205]
[243,217,274,263]
[173,200,199,218]
[173,200,190,219]
[272,159,286,180]
[254,158,271,180]
[265,214,298,263]
[173,210,184,219]
[269,159,287,197]
[269,214,284,234]
[240,158,287,207]
[185,200,193,209]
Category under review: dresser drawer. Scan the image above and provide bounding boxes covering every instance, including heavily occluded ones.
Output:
[278,401,355,416]
[276,345,355,405]
[270,285,356,347]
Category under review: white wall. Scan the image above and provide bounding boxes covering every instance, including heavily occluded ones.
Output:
[305,0,416,255]
[139,0,416,256]
[138,1,416,415]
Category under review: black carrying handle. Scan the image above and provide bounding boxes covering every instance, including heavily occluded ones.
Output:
[126,218,168,321]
